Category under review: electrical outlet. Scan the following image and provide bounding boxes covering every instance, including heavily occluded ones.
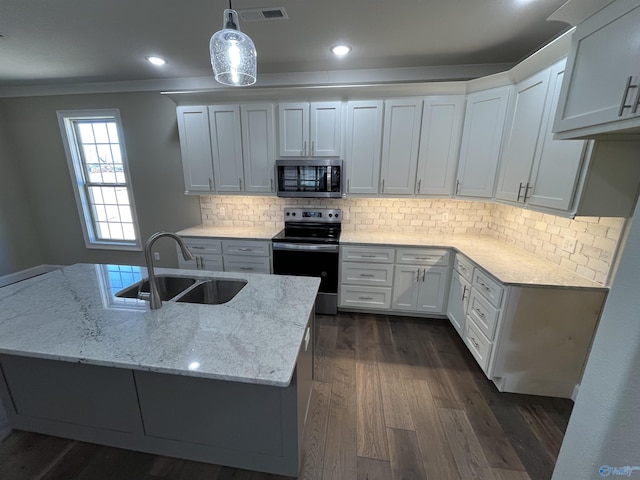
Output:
[442,213,449,222]
[562,237,577,254]
[154,252,161,261]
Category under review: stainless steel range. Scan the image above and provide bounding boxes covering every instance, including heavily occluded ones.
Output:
[272,208,341,315]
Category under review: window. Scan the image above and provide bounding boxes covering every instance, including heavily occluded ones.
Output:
[58,109,141,250]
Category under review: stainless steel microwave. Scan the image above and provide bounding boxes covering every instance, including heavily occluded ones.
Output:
[275,159,343,198]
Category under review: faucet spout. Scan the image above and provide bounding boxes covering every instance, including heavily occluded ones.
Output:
[144,232,194,310]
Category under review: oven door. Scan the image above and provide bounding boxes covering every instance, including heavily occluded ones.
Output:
[272,243,339,294]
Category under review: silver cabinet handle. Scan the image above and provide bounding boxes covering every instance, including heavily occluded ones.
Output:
[360,254,376,258]
[415,256,432,260]
[455,180,461,195]
[382,179,385,192]
[416,269,420,282]
[239,178,242,190]
[359,273,375,277]
[417,179,421,193]
[517,182,524,202]
[238,247,252,252]
[470,337,480,349]
[618,76,638,116]
[475,308,485,318]
[239,267,253,270]
[478,281,490,292]
[311,141,315,156]
[270,178,274,191]
[190,246,206,250]
[461,285,468,301]
[358,296,374,300]
[347,179,350,192]
[422,268,426,282]
[208,178,213,191]
[196,256,202,269]
[303,141,307,156]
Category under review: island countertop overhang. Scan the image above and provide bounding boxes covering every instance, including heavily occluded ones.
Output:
[0,264,320,387]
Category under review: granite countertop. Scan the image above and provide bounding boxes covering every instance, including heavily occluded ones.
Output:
[177,225,281,240]
[0,264,320,387]
[340,231,606,290]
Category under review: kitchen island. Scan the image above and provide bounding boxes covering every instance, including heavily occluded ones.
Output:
[0,264,320,476]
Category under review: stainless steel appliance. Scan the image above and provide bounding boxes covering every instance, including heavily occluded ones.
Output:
[275,159,343,198]
[272,208,341,314]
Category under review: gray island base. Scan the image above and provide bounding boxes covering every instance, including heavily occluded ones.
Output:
[0,264,320,477]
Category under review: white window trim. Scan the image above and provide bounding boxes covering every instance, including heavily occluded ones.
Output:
[57,109,142,251]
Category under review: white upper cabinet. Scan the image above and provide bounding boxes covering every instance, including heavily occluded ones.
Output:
[456,86,511,198]
[176,106,215,193]
[496,69,552,204]
[345,100,384,195]
[209,105,244,192]
[240,104,275,193]
[379,98,423,195]
[415,95,465,196]
[277,102,342,157]
[554,0,640,138]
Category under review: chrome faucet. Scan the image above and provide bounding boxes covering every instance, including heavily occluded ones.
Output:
[143,232,195,310]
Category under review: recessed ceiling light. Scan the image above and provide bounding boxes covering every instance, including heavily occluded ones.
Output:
[145,56,167,66]
[331,45,351,56]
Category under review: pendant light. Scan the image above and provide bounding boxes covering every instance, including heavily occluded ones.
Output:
[210,1,257,86]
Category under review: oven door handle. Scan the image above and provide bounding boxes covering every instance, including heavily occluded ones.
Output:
[273,243,339,252]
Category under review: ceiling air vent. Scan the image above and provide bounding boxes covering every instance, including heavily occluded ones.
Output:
[236,6,289,22]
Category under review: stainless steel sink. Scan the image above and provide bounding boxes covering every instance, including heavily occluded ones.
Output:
[116,275,197,301]
[115,275,246,305]
[176,279,247,305]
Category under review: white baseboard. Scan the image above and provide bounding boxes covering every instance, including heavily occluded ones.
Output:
[0,264,65,288]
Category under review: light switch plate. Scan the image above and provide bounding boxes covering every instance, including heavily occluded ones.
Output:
[562,237,577,254]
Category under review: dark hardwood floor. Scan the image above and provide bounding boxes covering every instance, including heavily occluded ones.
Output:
[0,313,573,480]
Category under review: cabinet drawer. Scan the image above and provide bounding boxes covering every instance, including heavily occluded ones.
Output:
[468,288,500,340]
[472,269,503,307]
[341,246,395,263]
[222,240,270,257]
[180,237,222,255]
[341,262,394,287]
[340,285,392,309]
[465,317,492,373]
[454,254,474,282]
[223,256,271,274]
[395,248,450,266]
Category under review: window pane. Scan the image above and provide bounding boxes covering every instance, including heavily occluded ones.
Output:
[106,123,119,143]
[89,186,104,204]
[112,147,122,164]
[108,223,124,240]
[102,187,117,204]
[105,205,120,221]
[93,122,109,143]
[94,204,108,222]
[115,187,129,204]
[83,144,99,163]
[122,223,136,240]
[119,206,132,223]
[97,222,110,239]
[77,123,95,143]
[97,144,113,164]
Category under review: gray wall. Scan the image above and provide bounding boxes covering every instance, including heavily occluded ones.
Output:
[0,105,44,276]
[0,91,201,270]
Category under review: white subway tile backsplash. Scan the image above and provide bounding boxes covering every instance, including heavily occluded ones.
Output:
[199,196,625,285]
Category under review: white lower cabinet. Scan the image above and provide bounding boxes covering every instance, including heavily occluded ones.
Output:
[446,255,473,338]
[339,245,451,316]
[178,237,271,274]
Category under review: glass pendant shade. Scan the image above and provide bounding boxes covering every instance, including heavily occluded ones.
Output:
[210,9,257,86]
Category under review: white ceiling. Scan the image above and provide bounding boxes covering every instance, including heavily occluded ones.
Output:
[0,0,571,89]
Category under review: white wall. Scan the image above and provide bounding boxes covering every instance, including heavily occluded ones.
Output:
[552,202,640,479]
[0,103,44,276]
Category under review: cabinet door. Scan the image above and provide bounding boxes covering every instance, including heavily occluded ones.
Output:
[209,105,244,192]
[176,106,214,193]
[310,102,342,157]
[380,98,423,195]
[528,61,588,211]
[416,266,450,313]
[495,70,551,203]
[416,96,465,196]
[278,103,309,157]
[240,104,275,193]
[456,86,511,198]
[391,265,421,310]
[553,1,640,137]
[345,100,383,195]
[447,270,469,337]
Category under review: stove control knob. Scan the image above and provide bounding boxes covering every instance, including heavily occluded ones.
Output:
[286,212,290,216]
[292,212,296,216]
[328,213,333,218]
[335,213,339,218]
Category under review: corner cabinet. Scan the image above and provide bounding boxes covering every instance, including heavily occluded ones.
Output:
[176,104,276,195]
[553,0,640,138]
[344,100,384,195]
[277,102,342,157]
[455,86,511,198]
[379,98,423,195]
